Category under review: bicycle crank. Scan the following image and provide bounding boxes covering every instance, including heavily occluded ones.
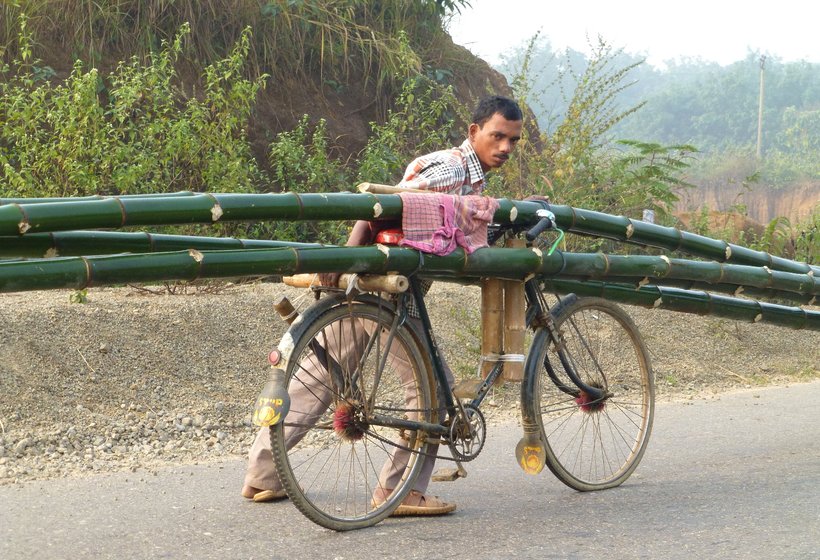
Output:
[448,404,486,462]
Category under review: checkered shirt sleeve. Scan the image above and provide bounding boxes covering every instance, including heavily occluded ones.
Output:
[398,140,486,195]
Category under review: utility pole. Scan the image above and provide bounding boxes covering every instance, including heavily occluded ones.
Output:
[756,55,766,159]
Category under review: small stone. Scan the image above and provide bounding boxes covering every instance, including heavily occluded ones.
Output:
[14,438,32,455]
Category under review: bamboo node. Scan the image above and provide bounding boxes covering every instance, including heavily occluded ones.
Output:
[377,244,390,256]
[625,223,634,238]
[531,247,542,258]
[18,220,30,234]
[188,249,204,262]
[373,203,383,218]
[725,246,732,259]
[660,255,671,264]
[210,204,223,221]
[510,206,518,221]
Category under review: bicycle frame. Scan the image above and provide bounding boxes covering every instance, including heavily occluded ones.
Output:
[406,270,607,431]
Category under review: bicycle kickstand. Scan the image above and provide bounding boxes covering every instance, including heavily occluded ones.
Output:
[432,462,468,482]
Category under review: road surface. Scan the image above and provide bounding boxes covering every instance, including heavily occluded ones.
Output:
[2,382,818,559]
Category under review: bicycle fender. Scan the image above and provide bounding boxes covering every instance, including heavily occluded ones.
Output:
[516,295,579,475]
[275,293,399,374]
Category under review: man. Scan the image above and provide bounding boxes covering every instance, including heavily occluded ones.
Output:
[242,95,524,515]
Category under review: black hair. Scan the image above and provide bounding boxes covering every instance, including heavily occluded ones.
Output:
[471,95,522,127]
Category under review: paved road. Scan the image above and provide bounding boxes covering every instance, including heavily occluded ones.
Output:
[2,382,818,559]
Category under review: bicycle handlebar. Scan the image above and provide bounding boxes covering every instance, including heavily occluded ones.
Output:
[525,209,557,241]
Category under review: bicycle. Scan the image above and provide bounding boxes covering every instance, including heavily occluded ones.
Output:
[255,210,654,531]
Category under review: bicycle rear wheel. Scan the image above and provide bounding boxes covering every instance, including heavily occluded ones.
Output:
[269,299,434,531]
[529,295,654,491]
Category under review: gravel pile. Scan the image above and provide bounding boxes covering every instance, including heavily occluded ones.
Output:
[1,281,817,485]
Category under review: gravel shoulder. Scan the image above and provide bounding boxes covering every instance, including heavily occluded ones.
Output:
[1,281,817,485]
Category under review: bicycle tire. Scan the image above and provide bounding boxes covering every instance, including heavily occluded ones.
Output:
[269,298,435,531]
[527,295,654,491]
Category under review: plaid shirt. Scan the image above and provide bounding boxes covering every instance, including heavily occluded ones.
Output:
[398,139,486,195]
[395,139,486,317]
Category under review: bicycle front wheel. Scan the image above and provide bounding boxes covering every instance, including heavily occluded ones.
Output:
[270,299,434,531]
[528,295,654,491]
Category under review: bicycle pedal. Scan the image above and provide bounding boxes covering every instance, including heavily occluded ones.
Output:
[452,379,484,399]
[432,466,468,482]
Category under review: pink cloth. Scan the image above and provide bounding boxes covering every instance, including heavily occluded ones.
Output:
[397,192,499,256]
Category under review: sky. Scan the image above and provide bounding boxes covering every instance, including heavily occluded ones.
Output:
[447,0,819,68]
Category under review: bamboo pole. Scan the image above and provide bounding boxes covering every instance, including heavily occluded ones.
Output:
[503,238,527,381]
[0,231,322,258]
[1,246,817,331]
[3,192,815,277]
[0,191,197,205]
[480,277,505,376]
[557,253,819,300]
[1,246,816,303]
[540,279,819,331]
[283,273,409,293]
[546,205,819,275]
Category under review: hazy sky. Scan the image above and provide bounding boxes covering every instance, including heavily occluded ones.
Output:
[447,0,818,68]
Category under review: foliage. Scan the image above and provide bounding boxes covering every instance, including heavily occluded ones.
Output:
[494,37,694,252]
[356,73,463,184]
[751,209,819,265]
[499,39,820,189]
[0,23,266,197]
[264,115,350,243]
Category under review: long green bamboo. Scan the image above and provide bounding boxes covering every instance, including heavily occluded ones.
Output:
[2,193,814,277]
[0,231,321,258]
[547,205,819,275]
[3,232,813,304]
[558,253,818,300]
[540,279,819,331]
[0,246,816,321]
[0,191,197,205]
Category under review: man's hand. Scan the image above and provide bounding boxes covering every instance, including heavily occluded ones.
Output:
[524,194,550,204]
[318,272,341,287]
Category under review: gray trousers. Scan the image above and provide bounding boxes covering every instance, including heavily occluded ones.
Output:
[244,316,453,494]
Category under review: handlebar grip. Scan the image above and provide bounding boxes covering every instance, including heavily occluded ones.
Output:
[526,216,554,241]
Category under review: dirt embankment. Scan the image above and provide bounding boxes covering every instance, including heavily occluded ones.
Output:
[675,182,819,225]
[0,282,817,486]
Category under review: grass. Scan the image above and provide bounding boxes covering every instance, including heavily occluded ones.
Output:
[0,0,457,97]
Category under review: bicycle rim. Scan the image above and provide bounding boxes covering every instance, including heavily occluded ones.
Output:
[270,301,433,530]
[536,297,654,491]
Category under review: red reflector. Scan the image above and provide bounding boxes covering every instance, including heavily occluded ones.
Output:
[268,349,281,366]
[375,228,404,245]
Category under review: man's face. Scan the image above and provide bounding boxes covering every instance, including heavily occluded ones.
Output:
[468,113,523,171]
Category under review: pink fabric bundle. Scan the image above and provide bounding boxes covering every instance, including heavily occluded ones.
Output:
[397,192,499,256]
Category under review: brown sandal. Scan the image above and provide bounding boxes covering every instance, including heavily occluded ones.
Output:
[373,488,456,516]
[251,489,288,503]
